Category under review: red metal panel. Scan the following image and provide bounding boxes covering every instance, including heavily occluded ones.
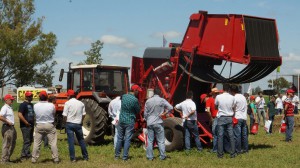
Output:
[131,56,144,84]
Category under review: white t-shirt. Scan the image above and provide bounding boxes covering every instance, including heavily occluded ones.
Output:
[175,99,197,120]
[62,98,86,124]
[255,96,265,109]
[0,104,14,125]
[275,97,283,109]
[282,95,287,102]
[292,95,299,106]
[215,92,235,117]
[108,96,121,120]
[34,101,56,124]
[234,94,247,120]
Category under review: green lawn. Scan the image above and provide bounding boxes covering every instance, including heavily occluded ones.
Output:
[0,102,300,168]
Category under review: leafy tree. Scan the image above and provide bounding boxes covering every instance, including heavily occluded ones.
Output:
[0,0,57,87]
[267,77,291,93]
[253,86,262,95]
[80,40,103,65]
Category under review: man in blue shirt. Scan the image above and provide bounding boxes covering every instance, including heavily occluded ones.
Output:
[18,91,34,161]
[144,88,173,160]
[115,85,141,161]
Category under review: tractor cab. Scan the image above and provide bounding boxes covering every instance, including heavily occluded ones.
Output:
[60,64,130,97]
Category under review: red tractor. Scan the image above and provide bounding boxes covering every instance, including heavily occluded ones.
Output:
[54,11,281,150]
[55,64,129,144]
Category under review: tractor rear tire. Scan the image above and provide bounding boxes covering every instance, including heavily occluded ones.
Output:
[81,98,108,145]
[164,117,184,152]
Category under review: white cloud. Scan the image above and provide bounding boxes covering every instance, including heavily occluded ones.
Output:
[151,31,182,39]
[283,53,300,61]
[293,69,300,74]
[258,1,268,8]
[110,52,130,58]
[71,51,84,56]
[54,57,69,64]
[68,37,93,46]
[100,35,137,48]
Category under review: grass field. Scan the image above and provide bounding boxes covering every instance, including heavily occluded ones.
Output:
[0,102,300,168]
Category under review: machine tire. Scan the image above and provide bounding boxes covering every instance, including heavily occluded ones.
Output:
[164,117,184,152]
[80,98,108,145]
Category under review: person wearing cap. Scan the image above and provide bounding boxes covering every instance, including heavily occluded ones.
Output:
[255,91,266,127]
[174,91,203,153]
[249,95,257,132]
[283,89,295,142]
[108,95,121,149]
[18,91,35,161]
[144,88,173,161]
[0,94,16,164]
[63,89,88,162]
[32,91,59,164]
[206,88,219,153]
[115,85,140,161]
[214,84,236,158]
[231,85,248,154]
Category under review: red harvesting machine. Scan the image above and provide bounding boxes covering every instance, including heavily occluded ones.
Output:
[131,11,281,151]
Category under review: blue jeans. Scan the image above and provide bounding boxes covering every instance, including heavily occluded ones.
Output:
[66,123,89,161]
[20,126,34,158]
[146,123,166,160]
[217,117,236,157]
[285,116,294,141]
[212,118,218,152]
[268,115,275,133]
[233,119,248,153]
[115,123,134,160]
[113,125,119,149]
[184,120,202,151]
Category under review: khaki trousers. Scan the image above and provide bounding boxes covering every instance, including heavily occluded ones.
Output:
[1,125,17,162]
[32,123,59,162]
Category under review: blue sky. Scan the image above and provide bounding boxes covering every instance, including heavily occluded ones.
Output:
[33,0,300,90]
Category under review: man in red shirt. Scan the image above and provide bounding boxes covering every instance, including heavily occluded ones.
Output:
[205,88,219,153]
[283,89,295,142]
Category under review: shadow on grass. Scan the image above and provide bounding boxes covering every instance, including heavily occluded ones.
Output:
[249,143,274,150]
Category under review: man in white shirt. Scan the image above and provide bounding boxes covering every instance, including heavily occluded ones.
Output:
[292,94,299,114]
[255,92,266,126]
[0,94,17,164]
[174,91,202,153]
[108,96,121,149]
[215,84,236,158]
[231,86,248,154]
[32,91,59,164]
[63,89,88,162]
[275,93,283,115]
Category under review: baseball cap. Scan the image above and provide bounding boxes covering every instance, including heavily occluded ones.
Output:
[131,84,142,92]
[211,88,219,93]
[67,89,75,96]
[200,94,207,103]
[250,95,255,100]
[4,94,15,101]
[287,89,295,94]
[25,91,33,97]
[39,90,48,97]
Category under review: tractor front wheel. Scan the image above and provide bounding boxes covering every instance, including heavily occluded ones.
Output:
[164,117,184,152]
[80,98,108,145]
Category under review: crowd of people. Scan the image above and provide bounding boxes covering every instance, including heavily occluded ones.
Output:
[0,83,298,164]
[0,89,88,164]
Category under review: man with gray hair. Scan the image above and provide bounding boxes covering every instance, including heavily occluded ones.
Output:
[144,88,173,161]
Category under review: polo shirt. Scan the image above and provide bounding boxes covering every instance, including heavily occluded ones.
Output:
[234,93,247,120]
[62,98,86,124]
[284,98,294,117]
[275,97,283,109]
[0,104,14,125]
[267,101,276,117]
[215,92,235,117]
[175,99,197,120]
[119,94,140,125]
[206,97,218,118]
[34,101,56,124]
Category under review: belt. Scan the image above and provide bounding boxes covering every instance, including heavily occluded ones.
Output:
[3,123,14,127]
